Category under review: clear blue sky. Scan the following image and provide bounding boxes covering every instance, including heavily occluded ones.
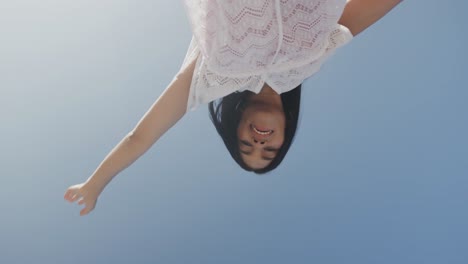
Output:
[1,1,467,263]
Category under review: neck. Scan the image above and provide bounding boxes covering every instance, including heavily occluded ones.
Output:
[249,83,282,107]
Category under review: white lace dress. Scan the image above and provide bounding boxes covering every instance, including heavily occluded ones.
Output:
[181,0,353,112]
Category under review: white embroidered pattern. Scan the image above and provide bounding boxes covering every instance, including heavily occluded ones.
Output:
[181,0,353,111]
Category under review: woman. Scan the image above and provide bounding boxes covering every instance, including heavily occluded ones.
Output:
[65,0,403,216]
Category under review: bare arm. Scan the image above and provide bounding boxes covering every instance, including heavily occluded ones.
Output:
[130,59,197,143]
[87,57,196,188]
[338,0,403,37]
[64,56,197,215]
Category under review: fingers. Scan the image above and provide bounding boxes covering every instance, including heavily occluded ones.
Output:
[80,202,95,216]
[64,189,76,202]
[64,189,82,203]
[64,184,97,216]
[80,207,90,216]
[77,196,96,216]
[70,193,82,203]
[64,189,74,201]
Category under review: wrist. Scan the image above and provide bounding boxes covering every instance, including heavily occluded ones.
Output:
[84,177,107,195]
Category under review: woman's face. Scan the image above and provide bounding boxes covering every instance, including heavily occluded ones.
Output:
[237,87,285,170]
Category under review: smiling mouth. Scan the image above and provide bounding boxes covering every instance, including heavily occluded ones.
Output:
[252,125,273,136]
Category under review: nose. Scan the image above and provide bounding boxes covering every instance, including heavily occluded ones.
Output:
[253,138,266,145]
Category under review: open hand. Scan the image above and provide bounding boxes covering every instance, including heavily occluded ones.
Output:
[64,183,99,216]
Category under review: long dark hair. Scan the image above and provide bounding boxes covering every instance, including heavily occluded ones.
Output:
[208,84,301,174]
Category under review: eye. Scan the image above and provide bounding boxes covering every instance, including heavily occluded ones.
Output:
[264,147,279,152]
[240,140,253,147]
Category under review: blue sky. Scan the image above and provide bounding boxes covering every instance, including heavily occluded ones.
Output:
[0,1,467,263]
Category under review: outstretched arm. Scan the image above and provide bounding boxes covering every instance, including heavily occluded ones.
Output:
[338,0,403,37]
[130,58,196,143]
[64,56,197,216]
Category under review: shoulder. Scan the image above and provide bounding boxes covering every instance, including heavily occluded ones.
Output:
[338,0,403,37]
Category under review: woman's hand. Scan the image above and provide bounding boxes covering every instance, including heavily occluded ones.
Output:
[64,182,101,216]
[63,51,197,217]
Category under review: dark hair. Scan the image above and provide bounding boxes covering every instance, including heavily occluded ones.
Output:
[208,84,301,174]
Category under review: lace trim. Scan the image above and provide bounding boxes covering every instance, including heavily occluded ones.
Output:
[185,24,352,112]
[181,0,352,112]
[184,0,347,76]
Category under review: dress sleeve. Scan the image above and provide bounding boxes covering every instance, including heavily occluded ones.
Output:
[266,24,353,93]
[180,36,200,73]
[178,36,202,113]
[324,24,354,54]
